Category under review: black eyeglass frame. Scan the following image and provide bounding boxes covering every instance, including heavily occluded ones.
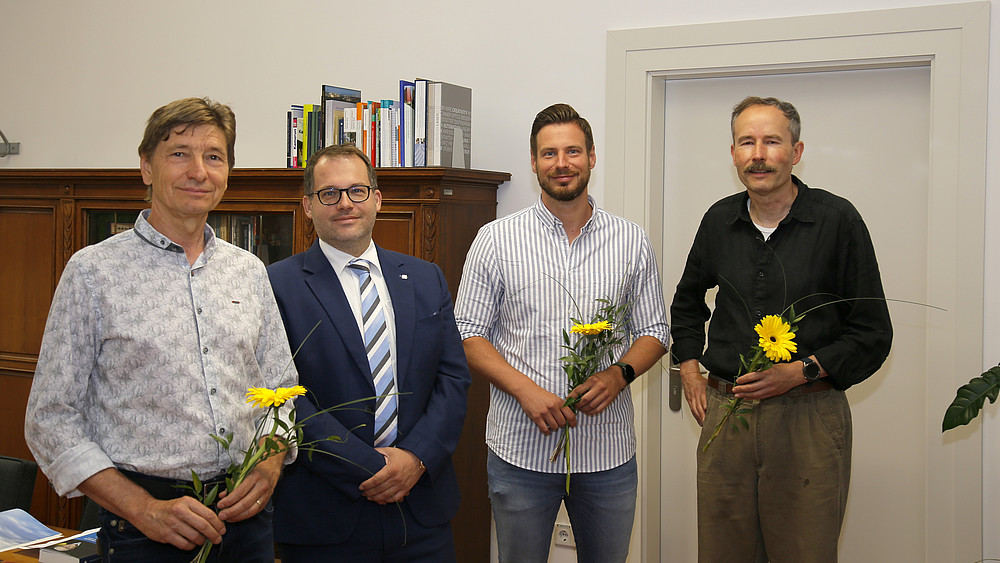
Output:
[310,185,372,206]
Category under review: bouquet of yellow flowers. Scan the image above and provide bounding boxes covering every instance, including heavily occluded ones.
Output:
[702,311,802,451]
[550,296,631,493]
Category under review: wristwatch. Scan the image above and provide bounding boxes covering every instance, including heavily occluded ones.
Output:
[613,361,636,385]
[802,357,821,382]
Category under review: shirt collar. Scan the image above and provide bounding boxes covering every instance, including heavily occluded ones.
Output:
[132,209,216,257]
[531,195,600,234]
[727,175,814,226]
[318,238,382,277]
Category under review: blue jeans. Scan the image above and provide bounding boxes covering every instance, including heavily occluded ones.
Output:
[487,450,637,563]
[96,502,275,563]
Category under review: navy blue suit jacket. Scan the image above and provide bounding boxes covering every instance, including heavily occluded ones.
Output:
[267,241,470,545]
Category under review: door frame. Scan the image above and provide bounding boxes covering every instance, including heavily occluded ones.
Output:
[604,3,990,561]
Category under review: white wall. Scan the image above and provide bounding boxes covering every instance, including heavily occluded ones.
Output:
[3,0,998,557]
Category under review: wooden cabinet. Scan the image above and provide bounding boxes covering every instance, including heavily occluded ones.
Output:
[0,167,508,562]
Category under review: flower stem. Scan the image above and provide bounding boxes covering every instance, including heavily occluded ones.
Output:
[703,348,767,452]
[564,426,572,494]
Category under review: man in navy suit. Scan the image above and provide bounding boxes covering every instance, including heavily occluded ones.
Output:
[267,144,471,562]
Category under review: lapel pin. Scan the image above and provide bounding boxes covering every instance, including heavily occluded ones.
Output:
[400,274,408,280]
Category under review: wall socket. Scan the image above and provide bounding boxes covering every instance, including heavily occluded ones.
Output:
[553,522,576,548]
[2,142,19,155]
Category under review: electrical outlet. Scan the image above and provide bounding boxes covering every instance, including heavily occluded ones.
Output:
[553,522,576,548]
[2,142,18,155]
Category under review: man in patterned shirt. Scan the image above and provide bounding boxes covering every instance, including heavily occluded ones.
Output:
[24,97,297,562]
[455,103,669,562]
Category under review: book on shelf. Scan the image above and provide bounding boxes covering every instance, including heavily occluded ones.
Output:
[287,105,303,168]
[303,103,323,166]
[366,101,379,166]
[426,80,472,168]
[379,99,394,168]
[414,79,428,166]
[399,80,415,167]
[321,84,362,148]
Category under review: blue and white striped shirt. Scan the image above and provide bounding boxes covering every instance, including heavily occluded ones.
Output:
[455,197,669,473]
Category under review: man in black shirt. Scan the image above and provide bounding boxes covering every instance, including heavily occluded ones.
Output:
[670,96,892,562]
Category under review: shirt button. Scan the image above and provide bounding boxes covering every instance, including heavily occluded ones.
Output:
[210,388,217,395]
[758,271,765,278]
[219,427,226,434]
[197,307,203,314]
[203,347,209,354]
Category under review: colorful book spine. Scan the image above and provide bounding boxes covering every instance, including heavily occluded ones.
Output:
[289,105,303,168]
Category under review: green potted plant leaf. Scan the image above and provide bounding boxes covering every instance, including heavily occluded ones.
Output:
[942,364,1000,432]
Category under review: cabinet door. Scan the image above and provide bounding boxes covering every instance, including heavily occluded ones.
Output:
[372,205,419,257]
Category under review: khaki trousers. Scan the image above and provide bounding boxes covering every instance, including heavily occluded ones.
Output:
[696,383,852,563]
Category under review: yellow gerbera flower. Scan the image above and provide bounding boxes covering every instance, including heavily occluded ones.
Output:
[570,320,612,336]
[246,385,307,408]
[755,315,797,363]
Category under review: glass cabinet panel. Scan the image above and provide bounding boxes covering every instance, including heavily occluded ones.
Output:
[87,211,294,265]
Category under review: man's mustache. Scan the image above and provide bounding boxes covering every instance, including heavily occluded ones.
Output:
[745,162,775,174]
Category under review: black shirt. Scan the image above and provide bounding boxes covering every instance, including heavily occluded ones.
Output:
[669,176,892,390]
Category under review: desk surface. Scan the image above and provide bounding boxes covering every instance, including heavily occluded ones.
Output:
[0,527,79,563]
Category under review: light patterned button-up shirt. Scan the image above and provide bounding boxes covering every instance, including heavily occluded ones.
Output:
[25,210,298,497]
[455,197,669,473]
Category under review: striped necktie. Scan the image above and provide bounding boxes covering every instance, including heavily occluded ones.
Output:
[347,259,398,447]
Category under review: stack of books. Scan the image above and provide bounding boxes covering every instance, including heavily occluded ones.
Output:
[287,79,472,169]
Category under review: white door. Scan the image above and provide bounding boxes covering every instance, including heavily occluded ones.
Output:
[659,67,931,561]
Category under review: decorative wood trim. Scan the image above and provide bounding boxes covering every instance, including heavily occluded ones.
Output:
[422,206,438,263]
[60,198,74,267]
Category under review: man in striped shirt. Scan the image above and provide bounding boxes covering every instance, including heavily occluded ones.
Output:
[455,103,669,563]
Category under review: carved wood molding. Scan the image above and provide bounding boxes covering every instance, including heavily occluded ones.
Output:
[60,198,74,266]
[422,206,438,262]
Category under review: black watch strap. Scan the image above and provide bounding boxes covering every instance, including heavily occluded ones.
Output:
[613,361,636,385]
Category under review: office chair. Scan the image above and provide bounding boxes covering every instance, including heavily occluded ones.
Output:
[0,454,38,511]
[78,496,100,530]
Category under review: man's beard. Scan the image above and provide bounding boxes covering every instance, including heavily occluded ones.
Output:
[538,167,590,202]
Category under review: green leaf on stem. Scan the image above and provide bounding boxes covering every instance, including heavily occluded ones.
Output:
[942,365,1000,432]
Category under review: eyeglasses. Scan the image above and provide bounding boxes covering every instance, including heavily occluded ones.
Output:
[310,185,371,205]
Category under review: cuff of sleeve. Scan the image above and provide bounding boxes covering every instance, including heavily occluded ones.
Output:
[46,442,115,497]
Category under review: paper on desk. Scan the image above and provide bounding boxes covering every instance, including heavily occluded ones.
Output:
[24,528,100,549]
[0,509,61,551]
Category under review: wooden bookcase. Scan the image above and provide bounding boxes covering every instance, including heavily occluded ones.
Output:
[0,167,509,562]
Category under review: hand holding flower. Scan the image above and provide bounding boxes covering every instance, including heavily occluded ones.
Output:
[567,367,627,416]
[215,450,284,522]
[733,360,815,400]
[516,381,577,435]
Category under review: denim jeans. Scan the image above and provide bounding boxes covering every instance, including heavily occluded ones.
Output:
[487,450,637,563]
[96,501,275,563]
